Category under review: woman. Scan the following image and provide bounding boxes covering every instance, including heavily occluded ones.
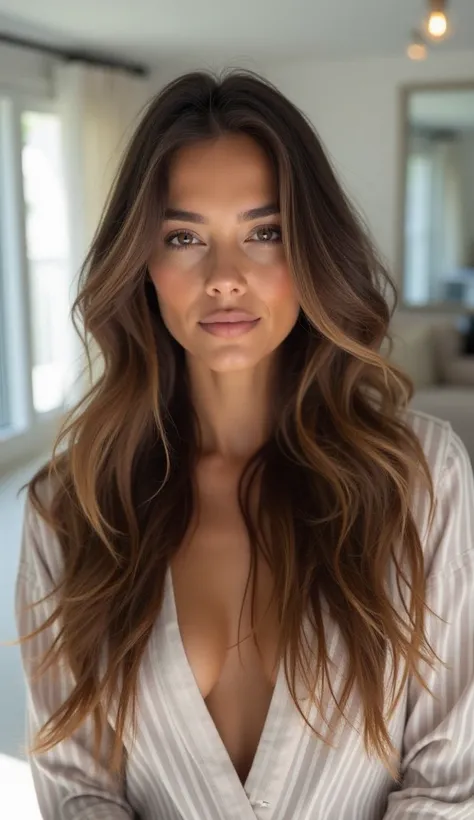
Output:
[16,70,474,819]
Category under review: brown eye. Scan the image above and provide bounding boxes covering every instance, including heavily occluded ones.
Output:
[165,230,200,250]
[250,225,282,243]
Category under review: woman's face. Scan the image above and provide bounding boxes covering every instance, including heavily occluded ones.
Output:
[148,133,300,372]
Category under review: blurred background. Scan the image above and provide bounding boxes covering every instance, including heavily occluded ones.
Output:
[0,1,473,814]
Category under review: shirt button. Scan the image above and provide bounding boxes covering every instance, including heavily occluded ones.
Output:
[254,800,271,808]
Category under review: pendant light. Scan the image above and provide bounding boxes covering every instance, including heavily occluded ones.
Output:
[426,0,449,40]
[407,29,428,61]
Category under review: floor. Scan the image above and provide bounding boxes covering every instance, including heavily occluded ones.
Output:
[0,754,41,819]
[0,456,47,817]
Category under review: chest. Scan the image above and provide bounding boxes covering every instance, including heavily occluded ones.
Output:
[169,463,281,783]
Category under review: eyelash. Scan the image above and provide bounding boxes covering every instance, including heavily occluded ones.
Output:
[164,224,282,252]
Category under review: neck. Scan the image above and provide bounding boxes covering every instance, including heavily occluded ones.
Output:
[186,353,280,461]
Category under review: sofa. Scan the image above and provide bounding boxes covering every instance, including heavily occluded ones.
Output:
[388,315,474,461]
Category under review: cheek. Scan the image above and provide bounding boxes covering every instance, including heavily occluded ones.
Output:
[258,263,300,315]
[148,263,193,321]
[147,265,194,346]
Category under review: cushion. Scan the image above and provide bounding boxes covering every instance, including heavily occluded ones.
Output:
[443,357,474,386]
[432,324,474,385]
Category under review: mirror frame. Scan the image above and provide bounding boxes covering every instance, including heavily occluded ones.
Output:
[397,80,474,314]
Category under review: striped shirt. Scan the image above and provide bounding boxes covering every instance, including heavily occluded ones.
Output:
[15,410,474,819]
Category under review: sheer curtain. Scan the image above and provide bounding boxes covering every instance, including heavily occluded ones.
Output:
[54,61,150,394]
[431,138,464,300]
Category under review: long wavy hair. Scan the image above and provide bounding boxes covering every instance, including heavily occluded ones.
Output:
[19,68,437,781]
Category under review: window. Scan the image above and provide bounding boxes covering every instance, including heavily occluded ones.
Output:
[0,257,8,429]
[0,94,75,467]
[404,153,433,305]
[21,111,71,414]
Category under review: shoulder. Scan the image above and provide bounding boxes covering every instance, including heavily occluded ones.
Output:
[18,471,64,591]
[402,407,452,483]
[402,407,474,578]
[403,406,472,491]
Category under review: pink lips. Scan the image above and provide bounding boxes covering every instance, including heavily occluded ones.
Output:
[199,310,260,338]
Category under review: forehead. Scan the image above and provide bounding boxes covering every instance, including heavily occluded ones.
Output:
[166,134,278,205]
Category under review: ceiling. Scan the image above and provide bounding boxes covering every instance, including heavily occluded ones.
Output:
[0,0,473,71]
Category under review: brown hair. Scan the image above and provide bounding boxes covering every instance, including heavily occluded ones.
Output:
[19,68,436,780]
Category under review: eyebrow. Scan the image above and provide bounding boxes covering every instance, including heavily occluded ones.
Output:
[163,204,280,224]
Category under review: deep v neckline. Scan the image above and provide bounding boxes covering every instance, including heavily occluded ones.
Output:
[164,562,285,794]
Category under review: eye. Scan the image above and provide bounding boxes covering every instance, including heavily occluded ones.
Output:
[164,230,201,251]
[248,225,282,243]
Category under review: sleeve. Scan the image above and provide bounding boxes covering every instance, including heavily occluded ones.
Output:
[383,429,474,818]
[15,496,136,820]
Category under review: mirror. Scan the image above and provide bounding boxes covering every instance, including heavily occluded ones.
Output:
[401,84,474,310]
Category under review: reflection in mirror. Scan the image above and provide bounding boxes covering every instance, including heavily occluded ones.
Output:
[402,87,474,309]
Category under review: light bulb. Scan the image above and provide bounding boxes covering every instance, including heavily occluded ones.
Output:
[407,29,427,61]
[428,11,448,38]
[407,42,427,60]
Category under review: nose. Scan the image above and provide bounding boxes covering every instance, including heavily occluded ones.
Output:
[204,246,248,297]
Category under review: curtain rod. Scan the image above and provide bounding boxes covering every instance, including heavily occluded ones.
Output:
[0,32,148,77]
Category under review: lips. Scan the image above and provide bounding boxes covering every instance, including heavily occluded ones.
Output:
[198,311,261,338]
[199,310,258,324]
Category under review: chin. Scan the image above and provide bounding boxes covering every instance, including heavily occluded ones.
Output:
[201,349,264,372]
